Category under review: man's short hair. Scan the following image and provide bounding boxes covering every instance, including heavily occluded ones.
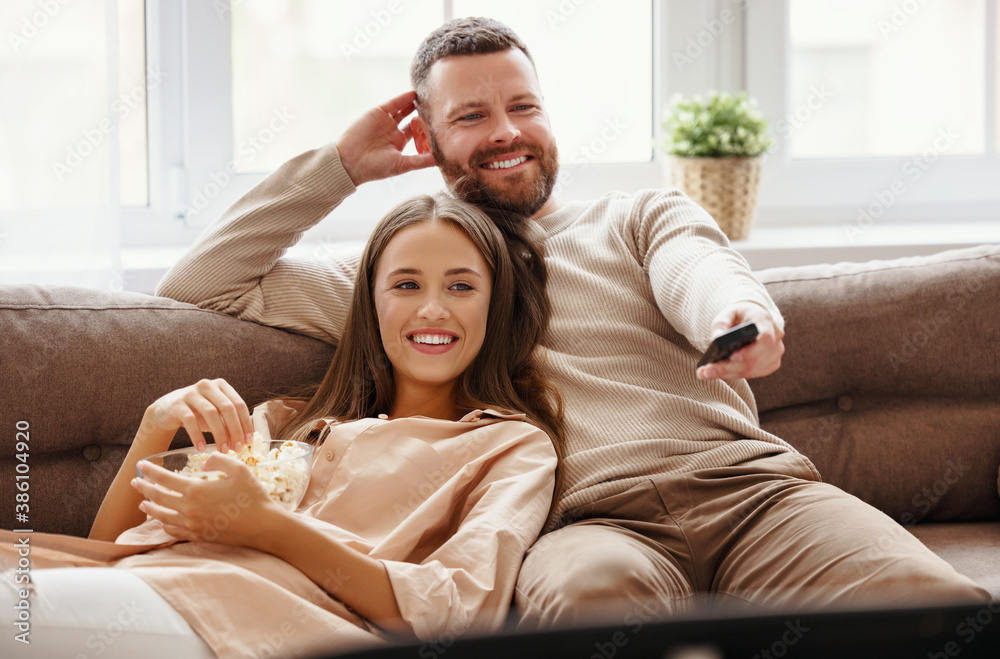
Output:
[410,17,535,118]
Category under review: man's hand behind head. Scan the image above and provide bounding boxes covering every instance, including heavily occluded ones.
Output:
[337,90,436,187]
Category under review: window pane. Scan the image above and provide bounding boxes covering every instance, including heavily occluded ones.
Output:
[231,0,444,173]
[0,0,147,209]
[453,0,653,164]
[788,0,984,158]
[119,0,148,207]
[232,1,654,170]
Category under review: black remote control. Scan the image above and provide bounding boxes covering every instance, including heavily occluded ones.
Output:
[697,322,759,367]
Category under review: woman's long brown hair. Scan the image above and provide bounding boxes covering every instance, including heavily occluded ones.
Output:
[273,193,563,459]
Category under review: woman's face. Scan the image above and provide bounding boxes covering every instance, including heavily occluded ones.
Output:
[373,220,492,400]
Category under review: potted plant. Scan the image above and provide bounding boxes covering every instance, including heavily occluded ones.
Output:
[661,92,774,240]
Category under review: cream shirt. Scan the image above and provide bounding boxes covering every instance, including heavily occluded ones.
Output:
[1,404,556,658]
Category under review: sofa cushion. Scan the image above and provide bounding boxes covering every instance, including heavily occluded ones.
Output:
[0,286,335,537]
[753,244,1000,524]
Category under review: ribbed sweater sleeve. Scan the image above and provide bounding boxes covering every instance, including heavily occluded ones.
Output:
[156,143,360,344]
[533,189,796,528]
[631,188,784,350]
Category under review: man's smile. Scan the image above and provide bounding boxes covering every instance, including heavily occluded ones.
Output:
[481,155,533,170]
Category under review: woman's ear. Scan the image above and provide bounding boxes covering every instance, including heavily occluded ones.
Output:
[411,115,432,155]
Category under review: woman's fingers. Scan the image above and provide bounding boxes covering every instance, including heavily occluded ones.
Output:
[132,455,271,545]
[178,409,211,452]
[187,379,233,452]
[161,378,251,453]
[139,459,197,489]
[138,498,188,530]
[215,379,254,448]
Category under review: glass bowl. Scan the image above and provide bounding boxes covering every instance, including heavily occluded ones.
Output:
[139,438,314,510]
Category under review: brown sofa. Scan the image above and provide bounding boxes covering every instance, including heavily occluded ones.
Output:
[2,243,998,603]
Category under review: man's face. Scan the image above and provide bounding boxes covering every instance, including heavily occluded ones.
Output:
[415,49,560,218]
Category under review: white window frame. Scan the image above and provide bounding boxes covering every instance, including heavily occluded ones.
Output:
[745,0,1000,226]
[121,0,189,247]
[127,0,670,254]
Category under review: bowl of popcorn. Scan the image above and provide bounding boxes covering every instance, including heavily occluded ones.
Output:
[139,433,313,510]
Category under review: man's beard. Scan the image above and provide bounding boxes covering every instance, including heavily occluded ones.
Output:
[429,133,559,217]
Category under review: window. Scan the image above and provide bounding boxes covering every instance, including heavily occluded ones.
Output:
[230,0,445,174]
[746,0,1000,224]
[0,0,150,287]
[230,0,653,173]
[0,0,148,209]
[788,0,983,159]
[3,1,663,287]
[175,0,660,242]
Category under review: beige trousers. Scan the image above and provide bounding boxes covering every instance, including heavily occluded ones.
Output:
[515,452,991,629]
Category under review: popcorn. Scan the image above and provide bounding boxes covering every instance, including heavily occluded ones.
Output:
[179,432,310,507]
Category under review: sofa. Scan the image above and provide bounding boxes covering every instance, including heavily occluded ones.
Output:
[2,244,998,607]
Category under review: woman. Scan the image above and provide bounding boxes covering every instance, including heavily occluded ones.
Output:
[0,194,562,658]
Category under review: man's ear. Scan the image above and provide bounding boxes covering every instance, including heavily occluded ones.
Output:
[411,115,432,155]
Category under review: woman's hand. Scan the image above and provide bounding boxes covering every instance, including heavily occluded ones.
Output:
[147,378,253,453]
[132,454,283,546]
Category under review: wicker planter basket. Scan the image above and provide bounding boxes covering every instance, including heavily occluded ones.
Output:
[669,156,763,240]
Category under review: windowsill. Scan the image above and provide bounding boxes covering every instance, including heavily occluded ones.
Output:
[122,221,1000,295]
[732,219,1000,270]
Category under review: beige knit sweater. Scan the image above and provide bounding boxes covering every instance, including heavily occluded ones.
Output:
[157,143,795,530]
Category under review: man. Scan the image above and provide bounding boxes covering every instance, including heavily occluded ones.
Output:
[158,17,990,629]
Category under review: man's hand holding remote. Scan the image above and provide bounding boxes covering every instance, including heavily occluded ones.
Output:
[696,303,785,381]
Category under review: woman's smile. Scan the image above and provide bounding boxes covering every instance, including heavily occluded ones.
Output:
[407,328,460,354]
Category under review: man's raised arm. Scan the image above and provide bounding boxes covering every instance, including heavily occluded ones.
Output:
[631,188,786,381]
[156,92,435,344]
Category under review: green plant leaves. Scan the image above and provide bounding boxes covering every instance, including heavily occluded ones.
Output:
[662,92,774,157]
